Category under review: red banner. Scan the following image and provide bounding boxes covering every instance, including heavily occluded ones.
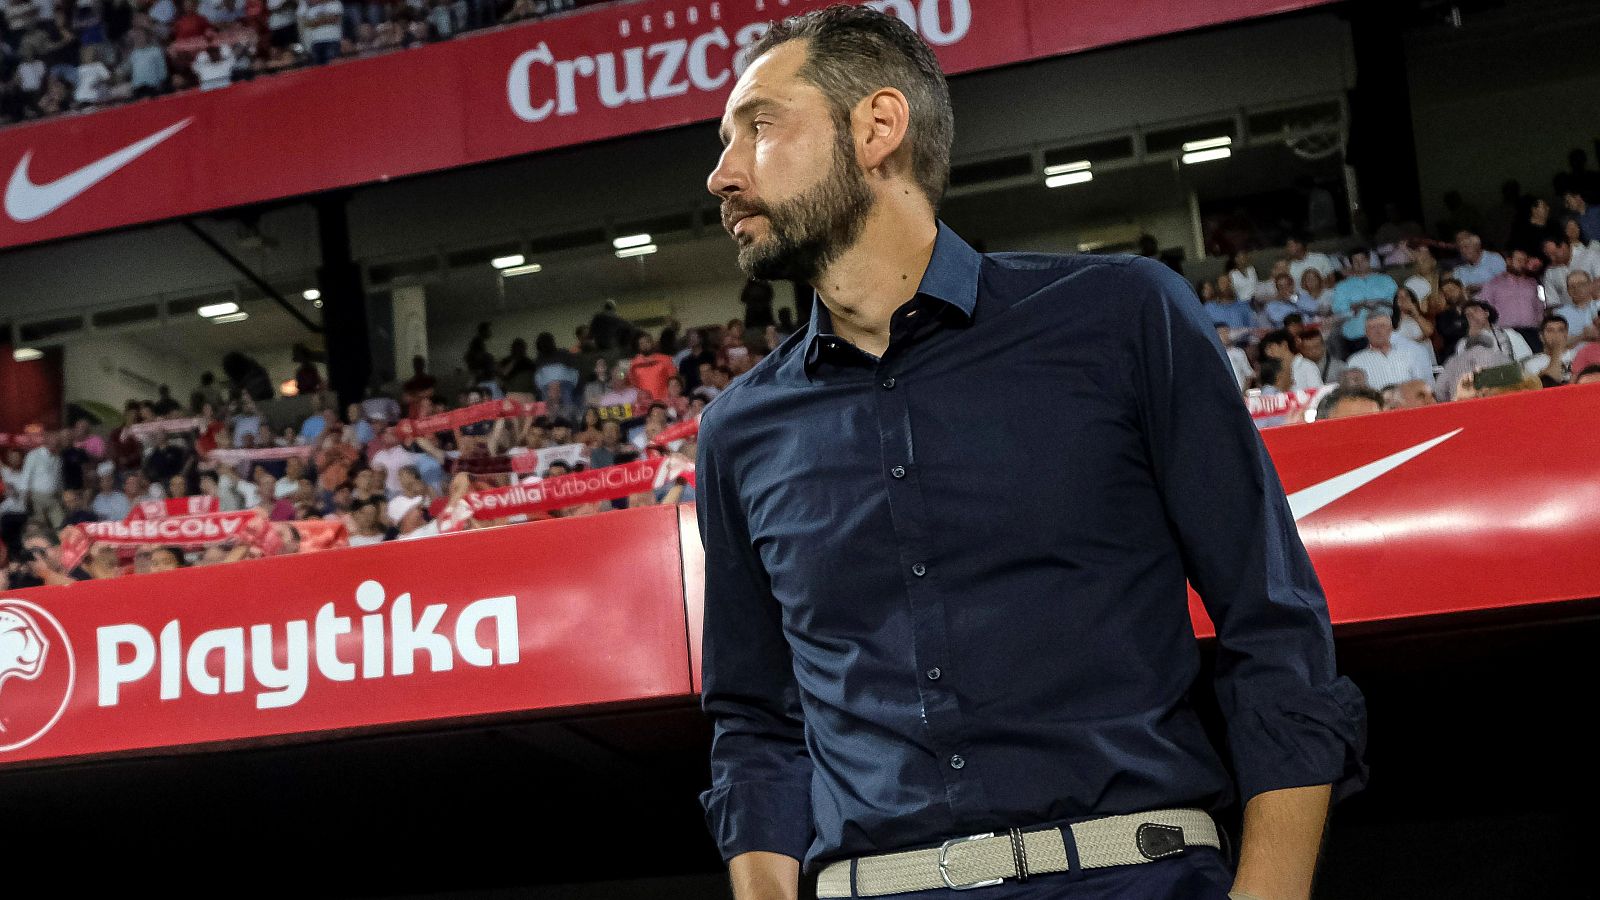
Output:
[391,399,545,441]
[206,446,315,465]
[123,418,206,439]
[76,510,266,548]
[125,495,221,521]
[450,457,671,520]
[648,415,701,449]
[0,0,1335,250]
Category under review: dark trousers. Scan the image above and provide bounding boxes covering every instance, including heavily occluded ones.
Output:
[824,847,1235,899]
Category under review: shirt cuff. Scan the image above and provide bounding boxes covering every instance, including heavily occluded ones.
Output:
[700,779,815,863]
[1227,676,1369,804]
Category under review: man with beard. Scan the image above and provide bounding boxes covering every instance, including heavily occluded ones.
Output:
[696,9,1363,900]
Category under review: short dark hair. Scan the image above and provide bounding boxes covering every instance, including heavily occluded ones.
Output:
[747,6,954,208]
[1576,364,1600,381]
[1319,385,1384,417]
[1261,328,1295,352]
[1542,314,1568,330]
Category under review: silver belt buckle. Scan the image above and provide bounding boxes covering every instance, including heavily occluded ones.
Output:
[938,832,1005,891]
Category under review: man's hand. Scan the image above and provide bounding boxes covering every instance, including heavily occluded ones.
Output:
[1229,784,1331,900]
[728,851,800,900]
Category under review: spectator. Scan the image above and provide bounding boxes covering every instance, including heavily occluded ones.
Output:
[1433,277,1471,363]
[401,355,437,406]
[1346,316,1432,390]
[1320,385,1384,421]
[90,470,130,520]
[1390,379,1436,410]
[296,0,341,64]
[0,450,27,549]
[1506,195,1559,261]
[265,0,296,53]
[1297,328,1346,387]
[1479,249,1545,338]
[1284,234,1336,285]
[170,0,213,39]
[1454,298,1533,363]
[1261,272,1317,327]
[198,0,242,24]
[19,431,65,528]
[627,331,676,401]
[190,39,232,89]
[384,465,432,524]
[463,321,496,390]
[369,431,412,495]
[498,337,537,397]
[298,402,334,444]
[60,487,97,525]
[1329,247,1397,353]
[347,498,387,546]
[1392,287,1437,363]
[1566,190,1600,244]
[588,299,633,353]
[152,384,183,415]
[1555,270,1599,342]
[121,27,167,96]
[71,43,111,106]
[1202,274,1253,331]
[1451,230,1506,292]
[293,344,324,394]
[1213,324,1251,392]
[1259,328,1322,391]
[596,363,641,408]
[1404,243,1443,311]
[1524,316,1579,387]
[1561,216,1600,273]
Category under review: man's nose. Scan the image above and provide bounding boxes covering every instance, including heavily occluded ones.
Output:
[708,144,747,201]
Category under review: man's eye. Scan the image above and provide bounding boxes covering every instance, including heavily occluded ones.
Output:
[753,120,771,133]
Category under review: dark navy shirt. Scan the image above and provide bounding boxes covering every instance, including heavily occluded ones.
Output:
[695,223,1367,871]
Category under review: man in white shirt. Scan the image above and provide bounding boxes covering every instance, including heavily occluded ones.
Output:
[1556,270,1600,342]
[1540,237,1600,309]
[1346,316,1433,390]
[1523,316,1582,386]
[1284,235,1336,286]
[19,432,65,529]
[1260,328,1323,391]
[369,433,414,496]
[1215,324,1251,392]
[298,0,344,65]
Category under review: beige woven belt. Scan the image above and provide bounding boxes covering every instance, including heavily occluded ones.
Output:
[815,808,1220,898]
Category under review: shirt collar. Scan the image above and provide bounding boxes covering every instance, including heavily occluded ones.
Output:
[802,221,981,375]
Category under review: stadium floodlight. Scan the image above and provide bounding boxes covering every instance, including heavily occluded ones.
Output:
[500,262,543,277]
[614,244,658,259]
[211,311,250,324]
[303,289,321,301]
[198,301,240,318]
[490,254,526,270]
[1043,160,1092,176]
[11,347,43,362]
[1181,147,1232,165]
[1045,171,1094,188]
[1181,136,1233,153]
[612,234,653,251]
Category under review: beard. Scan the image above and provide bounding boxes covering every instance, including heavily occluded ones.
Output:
[725,128,875,283]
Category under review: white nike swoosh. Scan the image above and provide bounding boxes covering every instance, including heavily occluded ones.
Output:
[4,118,193,223]
[1287,428,1462,521]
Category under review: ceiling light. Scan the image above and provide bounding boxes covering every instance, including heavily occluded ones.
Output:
[1181,147,1232,165]
[612,234,652,251]
[1043,160,1091,176]
[198,301,240,318]
[12,347,43,362]
[1181,136,1233,153]
[490,254,526,270]
[1045,171,1094,188]
[614,244,658,259]
[302,288,321,301]
[212,311,250,324]
[500,262,543,277]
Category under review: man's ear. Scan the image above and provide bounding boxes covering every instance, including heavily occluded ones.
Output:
[854,87,911,176]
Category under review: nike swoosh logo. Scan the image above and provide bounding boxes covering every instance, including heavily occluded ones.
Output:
[4,118,193,223]
[1287,428,1462,521]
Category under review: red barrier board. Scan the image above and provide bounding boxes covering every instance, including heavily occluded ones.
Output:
[0,0,1334,250]
[0,506,692,766]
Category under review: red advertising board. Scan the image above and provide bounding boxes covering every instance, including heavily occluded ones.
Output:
[0,0,1334,250]
[5,386,1596,769]
[0,506,692,766]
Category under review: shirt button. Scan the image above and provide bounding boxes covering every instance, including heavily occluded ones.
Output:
[890,466,906,479]
[949,755,965,770]
[926,667,941,681]
[911,562,927,577]
[880,376,896,390]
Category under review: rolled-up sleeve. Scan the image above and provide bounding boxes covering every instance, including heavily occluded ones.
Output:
[695,408,816,861]
[1129,258,1369,804]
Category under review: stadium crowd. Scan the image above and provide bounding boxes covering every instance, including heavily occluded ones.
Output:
[1202,150,1600,422]
[0,0,598,123]
[0,304,777,587]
